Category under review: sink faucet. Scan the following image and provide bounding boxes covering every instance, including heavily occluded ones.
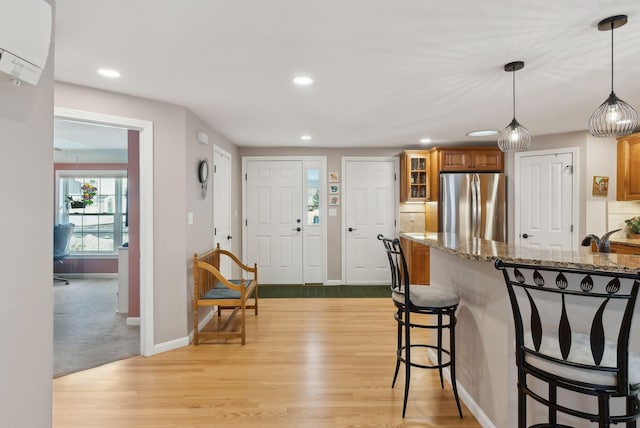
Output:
[581,229,622,253]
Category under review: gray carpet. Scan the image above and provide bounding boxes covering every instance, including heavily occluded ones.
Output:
[53,278,139,377]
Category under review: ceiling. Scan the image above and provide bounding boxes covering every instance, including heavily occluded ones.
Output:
[54,0,640,149]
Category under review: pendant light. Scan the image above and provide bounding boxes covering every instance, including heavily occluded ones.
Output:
[588,15,638,137]
[498,61,531,152]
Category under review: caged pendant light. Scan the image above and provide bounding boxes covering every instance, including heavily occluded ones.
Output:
[588,15,638,138]
[498,61,531,152]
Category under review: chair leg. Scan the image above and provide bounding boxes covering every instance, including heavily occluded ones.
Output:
[449,312,463,418]
[548,383,557,425]
[437,312,444,388]
[598,393,610,428]
[627,395,638,428]
[518,369,526,428]
[402,310,411,418]
[392,308,402,388]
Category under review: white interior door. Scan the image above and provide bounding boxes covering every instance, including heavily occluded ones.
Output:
[213,146,232,278]
[245,160,303,284]
[343,158,397,284]
[516,150,576,251]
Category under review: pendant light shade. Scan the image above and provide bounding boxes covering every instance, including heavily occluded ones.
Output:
[588,15,638,138]
[498,61,531,153]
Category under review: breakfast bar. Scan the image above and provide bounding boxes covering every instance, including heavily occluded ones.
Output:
[400,232,640,428]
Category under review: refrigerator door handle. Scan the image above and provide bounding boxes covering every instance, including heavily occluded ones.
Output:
[470,174,478,238]
[474,174,481,238]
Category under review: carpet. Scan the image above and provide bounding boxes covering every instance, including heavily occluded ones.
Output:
[257,284,390,298]
[53,278,140,377]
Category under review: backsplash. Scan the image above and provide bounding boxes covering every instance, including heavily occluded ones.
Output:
[608,201,640,239]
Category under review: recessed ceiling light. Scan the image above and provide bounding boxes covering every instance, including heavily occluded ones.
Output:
[419,138,431,144]
[300,135,312,141]
[467,130,498,137]
[293,76,313,86]
[97,68,121,78]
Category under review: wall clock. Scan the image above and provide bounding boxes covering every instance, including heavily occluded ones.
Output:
[198,158,209,199]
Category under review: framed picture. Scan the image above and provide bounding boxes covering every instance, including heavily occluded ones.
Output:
[329,184,340,194]
[592,176,609,196]
[329,172,339,183]
[329,195,340,206]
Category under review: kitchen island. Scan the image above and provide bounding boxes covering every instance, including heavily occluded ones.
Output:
[400,232,640,428]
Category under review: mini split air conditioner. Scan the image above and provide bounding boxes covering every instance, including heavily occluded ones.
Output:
[0,0,52,86]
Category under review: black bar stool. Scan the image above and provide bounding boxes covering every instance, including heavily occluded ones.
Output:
[496,260,640,428]
[378,235,463,418]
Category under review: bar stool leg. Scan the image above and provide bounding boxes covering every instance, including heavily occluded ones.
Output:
[437,312,444,388]
[627,395,638,428]
[548,383,557,425]
[392,308,402,388]
[402,309,411,418]
[518,368,527,428]
[598,393,609,428]
[449,312,463,418]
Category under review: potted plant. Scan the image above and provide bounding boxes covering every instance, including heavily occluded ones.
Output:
[624,216,640,239]
[67,183,97,209]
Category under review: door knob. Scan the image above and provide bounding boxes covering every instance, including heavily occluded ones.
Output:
[348,227,357,232]
[227,235,232,240]
[522,233,532,239]
[292,227,301,232]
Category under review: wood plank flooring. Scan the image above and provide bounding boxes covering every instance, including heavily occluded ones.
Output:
[53,298,482,427]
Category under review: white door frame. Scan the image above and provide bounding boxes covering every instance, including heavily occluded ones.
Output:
[341,156,399,284]
[54,107,155,357]
[514,147,579,252]
[213,144,232,277]
[242,156,327,284]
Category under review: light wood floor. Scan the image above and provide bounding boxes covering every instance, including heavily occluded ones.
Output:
[53,298,482,427]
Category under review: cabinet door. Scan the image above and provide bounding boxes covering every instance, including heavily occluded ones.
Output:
[472,149,503,171]
[400,151,429,202]
[617,134,640,201]
[440,150,472,171]
[439,148,503,172]
[410,241,430,284]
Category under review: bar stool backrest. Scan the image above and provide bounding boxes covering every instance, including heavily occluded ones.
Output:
[378,234,410,303]
[495,260,640,395]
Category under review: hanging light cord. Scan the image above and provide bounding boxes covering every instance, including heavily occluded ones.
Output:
[610,20,614,93]
[512,69,516,120]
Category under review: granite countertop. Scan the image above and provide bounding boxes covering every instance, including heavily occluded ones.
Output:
[400,232,640,273]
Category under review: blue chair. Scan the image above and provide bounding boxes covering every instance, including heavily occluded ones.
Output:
[53,223,74,285]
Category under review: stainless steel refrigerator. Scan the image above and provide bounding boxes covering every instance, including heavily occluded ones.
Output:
[439,173,506,242]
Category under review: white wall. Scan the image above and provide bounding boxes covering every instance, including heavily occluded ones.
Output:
[0,1,54,426]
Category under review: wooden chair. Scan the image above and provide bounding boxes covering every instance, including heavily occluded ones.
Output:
[496,259,640,427]
[193,244,258,345]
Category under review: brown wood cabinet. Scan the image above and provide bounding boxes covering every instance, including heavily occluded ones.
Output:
[438,147,503,172]
[617,132,640,201]
[400,150,430,202]
[400,146,503,204]
[399,237,430,284]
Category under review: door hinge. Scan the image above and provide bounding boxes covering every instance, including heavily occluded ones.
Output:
[394,173,397,181]
[214,164,217,173]
[570,224,573,232]
[245,173,247,181]
[214,227,217,235]
[245,219,248,226]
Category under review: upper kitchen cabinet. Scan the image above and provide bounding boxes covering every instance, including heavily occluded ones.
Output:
[617,132,640,201]
[400,150,430,202]
[438,147,503,172]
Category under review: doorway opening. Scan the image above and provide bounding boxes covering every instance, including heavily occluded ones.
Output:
[54,107,154,363]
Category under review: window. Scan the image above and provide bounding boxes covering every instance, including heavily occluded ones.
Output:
[307,168,320,224]
[57,171,128,255]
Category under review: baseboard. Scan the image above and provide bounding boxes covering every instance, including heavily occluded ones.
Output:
[325,280,343,286]
[126,317,140,326]
[153,336,190,355]
[427,349,496,428]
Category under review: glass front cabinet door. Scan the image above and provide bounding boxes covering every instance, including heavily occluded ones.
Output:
[400,150,430,202]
